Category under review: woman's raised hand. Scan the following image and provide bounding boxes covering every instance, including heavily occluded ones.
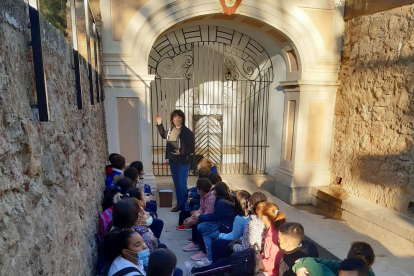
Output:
[155,114,162,125]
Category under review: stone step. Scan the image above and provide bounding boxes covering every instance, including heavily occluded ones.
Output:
[312,186,414,256]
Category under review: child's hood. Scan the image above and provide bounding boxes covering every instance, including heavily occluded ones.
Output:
[216,196,235,206]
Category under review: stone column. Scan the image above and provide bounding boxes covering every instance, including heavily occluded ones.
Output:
[275,80,339,204]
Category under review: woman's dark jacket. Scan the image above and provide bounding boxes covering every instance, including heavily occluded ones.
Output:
[157,123,195,165]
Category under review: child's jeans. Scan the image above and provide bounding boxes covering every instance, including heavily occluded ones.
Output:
[197,222,221,261]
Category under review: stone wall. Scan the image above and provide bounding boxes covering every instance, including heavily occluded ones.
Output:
[0,1,108,275]
[332,4,414,213]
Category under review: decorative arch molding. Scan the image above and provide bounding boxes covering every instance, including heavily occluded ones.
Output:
[148,25,274,82]
[101,0,344,81]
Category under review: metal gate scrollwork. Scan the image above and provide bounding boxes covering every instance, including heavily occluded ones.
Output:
[149,26,273,175]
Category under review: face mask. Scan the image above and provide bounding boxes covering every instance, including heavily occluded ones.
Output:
[138,248,150,266]
[142,171,146,175]
[145,216,153,226]
[173,118,182,126]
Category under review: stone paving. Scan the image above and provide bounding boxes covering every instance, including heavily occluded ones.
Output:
[155,175,414,276]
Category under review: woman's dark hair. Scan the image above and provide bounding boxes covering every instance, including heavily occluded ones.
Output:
[208,173,219,185]
[102,178,134,210]
[112,198,141,229]
[248,191,267,214]
[147,249,177,276]
[127,188,144,201]
[196,178,212,193]
[234,190,250,216]
[124,167,139,182]
[111,154,126,170]
[103,229,136,263]
[214,182,232,200]
[170,109,185,125]
[130,161,143,174]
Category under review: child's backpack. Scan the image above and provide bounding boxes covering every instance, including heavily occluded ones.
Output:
[230,247,264,276]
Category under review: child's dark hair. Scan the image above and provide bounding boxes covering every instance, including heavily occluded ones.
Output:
[339,258,370,276]
[278,222,304,241]
[124,167,139,182]
[102,178,133,210]
[147,249,177,276]
[170,109,185,125]
[234,190,250,216]
[127,187,144,201]
[347,242,375,267]
[196,178,212,193]
[103,229,136,263]
[248,192,267,214]
[214,182,232,200]
[112,198,141,229]
[115,230,137,259]
[109,153,119,165]
[208,173,219,185]
[130,161,143,174]
[111,154,126,170]
[198,167,211,178]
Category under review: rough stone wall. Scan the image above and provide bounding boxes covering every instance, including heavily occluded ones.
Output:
[332,4,414,213]
[0,1,108,275]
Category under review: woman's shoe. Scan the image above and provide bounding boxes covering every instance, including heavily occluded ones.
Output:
[171,205,181,212]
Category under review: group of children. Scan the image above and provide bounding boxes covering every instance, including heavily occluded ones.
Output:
[97,153,181,276]
[97,153,376,276]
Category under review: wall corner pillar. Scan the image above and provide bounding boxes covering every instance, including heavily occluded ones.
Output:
[274,80,339,204]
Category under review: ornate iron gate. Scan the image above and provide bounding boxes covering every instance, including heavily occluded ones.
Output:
[149,26,273,175]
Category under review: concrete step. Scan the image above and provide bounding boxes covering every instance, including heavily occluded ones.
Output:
[312,186,414,256]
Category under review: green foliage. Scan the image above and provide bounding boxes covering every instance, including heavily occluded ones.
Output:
[39,0,67,35]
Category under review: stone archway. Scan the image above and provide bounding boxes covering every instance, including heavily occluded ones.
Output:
[101,0,344,202]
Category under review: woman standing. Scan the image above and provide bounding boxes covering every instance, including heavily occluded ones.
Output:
[155,110,195,212]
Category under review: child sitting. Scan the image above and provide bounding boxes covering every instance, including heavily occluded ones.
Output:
[193,182,235,266]
[105,154,125,190]
[130,161,157,214]
[128,188,164,240]
[182,178,216,252]
[147,249,184,276]
[277,222,319,276]
[293,241,376,276]
[209,190,251,261]
[198,157,219,175]
[105,153,119,177]
[185,200,285,276]
[133,208,166,253]
[178,169,220,228]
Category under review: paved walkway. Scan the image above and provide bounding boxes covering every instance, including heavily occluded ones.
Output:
[155,175,414,276]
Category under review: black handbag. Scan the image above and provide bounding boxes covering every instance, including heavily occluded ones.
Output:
[230,247,264,276]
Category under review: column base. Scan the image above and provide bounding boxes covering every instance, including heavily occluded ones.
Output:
[274,167,331,205]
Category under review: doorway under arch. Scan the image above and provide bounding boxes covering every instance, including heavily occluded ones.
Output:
[149,25,273,175]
